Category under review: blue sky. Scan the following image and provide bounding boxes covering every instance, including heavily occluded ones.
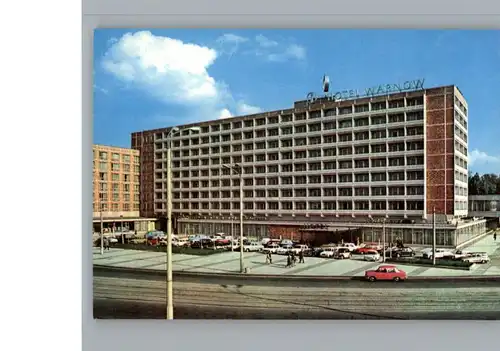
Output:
[93,29,500,174]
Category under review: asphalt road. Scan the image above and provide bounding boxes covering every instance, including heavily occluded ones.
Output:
[93,275,500,320]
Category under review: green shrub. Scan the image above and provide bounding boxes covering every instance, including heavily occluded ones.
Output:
[385,257,473,268]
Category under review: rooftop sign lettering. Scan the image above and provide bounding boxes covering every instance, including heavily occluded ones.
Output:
[306,78,425,104]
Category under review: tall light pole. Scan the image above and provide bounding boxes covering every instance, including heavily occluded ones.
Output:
[165,125,200,320]
[223,163,245,273]
[120,214,124,244]
[382,218,386,263]
[432,207,436,266]
[100,202,104,255]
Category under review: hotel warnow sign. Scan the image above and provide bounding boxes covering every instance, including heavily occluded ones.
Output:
[306,78,426,104]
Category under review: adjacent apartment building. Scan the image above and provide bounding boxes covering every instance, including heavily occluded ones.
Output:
[92,144,154,234]
[131,84,485,247]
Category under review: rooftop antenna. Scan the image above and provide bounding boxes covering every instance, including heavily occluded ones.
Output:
[322,74,330,93]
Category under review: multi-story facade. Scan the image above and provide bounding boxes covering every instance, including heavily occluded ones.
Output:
[131,84,483,247]
[92,144,154,233]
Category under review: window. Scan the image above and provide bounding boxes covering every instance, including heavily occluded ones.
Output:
[372,187,386,196]
[281,139,293,148]
[355,188,369,196]
[324,188,336,196]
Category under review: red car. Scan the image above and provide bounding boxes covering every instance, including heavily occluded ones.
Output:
[365,265,407,282]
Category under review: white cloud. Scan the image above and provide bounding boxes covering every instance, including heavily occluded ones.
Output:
[255,34,278,48]
[102,31,223,106]
[217,33,248,45]
[216,33,248,58]
[267,43,306,62]
[236,102,262,115]
[93,84,108,95]
[218,108,233,119]
[217,33,306,63]
[469,149,500,166]
[101,31,263,121]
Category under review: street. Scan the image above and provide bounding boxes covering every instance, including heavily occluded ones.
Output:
[94,275,500,319]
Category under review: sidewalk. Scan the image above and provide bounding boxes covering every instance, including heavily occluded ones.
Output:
[93,232,500,278]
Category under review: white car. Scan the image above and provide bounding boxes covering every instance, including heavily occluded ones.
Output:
[243,242,264,252]
[462,252,490,264]
[280,239,294,246]
[363,250,381,262]
[277,245,293,255]
[262,243,280,254]
[422,248,454,259]
[320,247,337,258]
[261,238,272,246]
[173,238,189,247]
[452,250,471,260]
[290,245,309,255]
[340,243,358,252]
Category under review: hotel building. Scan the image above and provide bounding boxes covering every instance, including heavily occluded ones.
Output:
[92,144,155,234]
[131,84,486,247]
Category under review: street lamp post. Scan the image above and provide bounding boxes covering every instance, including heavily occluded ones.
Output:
[120,214,124,244]
[223,164,245,273]
[165,125,200,320]
[382,218,386,263]
[432,207,436,266]
[231,216,234,252]
[100,203,104,255]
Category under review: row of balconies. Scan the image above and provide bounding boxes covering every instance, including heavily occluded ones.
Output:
[165,194,425,202]
[167,166,426,179]
[158,179,426,190]
[156,122,425,151]
[158,105,424,141]
[166,164,425,177]
[165,123,426,148]
[160,134,426,155]
[153,151,426,171]
[159,208,426,217]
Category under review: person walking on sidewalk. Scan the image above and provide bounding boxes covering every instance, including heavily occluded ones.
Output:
[494,233,497,241]
[299,249,305,264]
[286,253,292,268]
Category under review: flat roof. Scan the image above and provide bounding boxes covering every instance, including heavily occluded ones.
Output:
[131,84,457,134]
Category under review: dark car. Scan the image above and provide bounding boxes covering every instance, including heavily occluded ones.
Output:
[308,247,325,257]
[385,247,415,258]
[190,238,214,249]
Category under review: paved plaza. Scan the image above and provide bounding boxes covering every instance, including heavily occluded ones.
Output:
[93,232,500,277]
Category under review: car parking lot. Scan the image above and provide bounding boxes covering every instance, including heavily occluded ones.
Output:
[93,231,500,278]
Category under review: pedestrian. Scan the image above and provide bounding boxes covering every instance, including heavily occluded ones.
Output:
[104,237,110,250]
[494,233,497,241]
[268,252,273,264]
[286,253,291,268]
[299,249,305,263]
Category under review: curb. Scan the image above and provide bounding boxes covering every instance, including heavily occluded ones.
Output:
[93,264,500,283]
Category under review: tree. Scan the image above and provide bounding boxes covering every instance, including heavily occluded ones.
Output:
[468,172,500,195]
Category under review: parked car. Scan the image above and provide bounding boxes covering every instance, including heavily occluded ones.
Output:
[277,245,293,255]
[386,247,416,258]
[452,250,471,260]
[190,238,213,249]
[339,243,358,252]
[262,243,280,254]
[279,239,294,247]
[334,247,351,259]
[307,247,324,257]
[362,250,381,262]
[320,247,337,258]
[462,252,490,264]
[422,248,454,260]
[173,238,189,247]
[365,265,407,282]
[243,242,264,252]
[357,246,380,254]
[261,238,272,246]
[290,244,309,255]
